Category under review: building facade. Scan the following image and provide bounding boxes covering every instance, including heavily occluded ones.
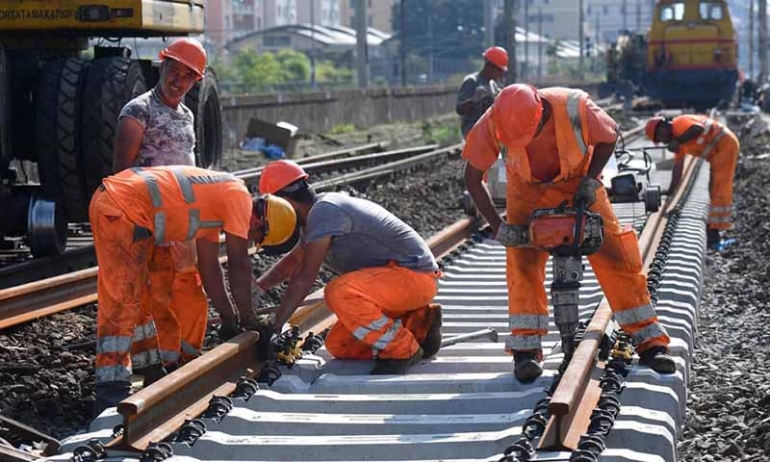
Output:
[296,0,341,26]
[339,0,396,33]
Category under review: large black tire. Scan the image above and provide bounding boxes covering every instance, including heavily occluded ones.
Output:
[185,68,222,168]
[0,47,10,175]
[81,57,146,196]
[35,57,90,222]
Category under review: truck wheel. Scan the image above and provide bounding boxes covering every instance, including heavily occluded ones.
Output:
[81,57,146,196]
[185,68,222,168]
[36,57,90,222]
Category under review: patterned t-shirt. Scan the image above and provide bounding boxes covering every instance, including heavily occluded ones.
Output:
[119,89,196,167]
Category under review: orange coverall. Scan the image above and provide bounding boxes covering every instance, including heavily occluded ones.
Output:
[671,115,740,230]
[91,166,252,385]
[463,87,670,355]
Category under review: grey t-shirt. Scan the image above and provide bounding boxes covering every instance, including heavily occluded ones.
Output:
[304,192,438,275]
[456,72,500,138]
[119,89,196,167]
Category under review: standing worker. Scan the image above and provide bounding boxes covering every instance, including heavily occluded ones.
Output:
[254,160,443,375]
[90,165,297,414]
[112,38,208,383]
[456,47,508,139]
[462,84,675,382]
[644,115,740,249]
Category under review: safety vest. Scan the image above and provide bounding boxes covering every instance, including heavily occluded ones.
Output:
[672,115,725,160]
[103,166,249,245]
[503,88,594,184]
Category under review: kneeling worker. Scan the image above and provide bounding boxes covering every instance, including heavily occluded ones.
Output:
[90,165,296,414]
[645,115,740,248]
[255,160,442,374]
[462,84,675,382]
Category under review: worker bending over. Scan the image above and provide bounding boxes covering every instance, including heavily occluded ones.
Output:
[463,84,675,382]
[112,38,208,384]
[456,46,507,139]
[90,165,296,414]
[645,115,740,249]
[255,160,442,375]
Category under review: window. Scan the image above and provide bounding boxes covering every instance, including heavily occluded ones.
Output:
[602,5,608,15]
[699,2,723,20]
[586,5,591,15]
[660,2,685,21]
[264,35,291,47]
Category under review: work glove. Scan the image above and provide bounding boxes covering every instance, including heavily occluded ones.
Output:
[245,313,277,360]
[495,223,529,247]
[573,177,603,209]
[218,317,241,341]
[666,139,681,154]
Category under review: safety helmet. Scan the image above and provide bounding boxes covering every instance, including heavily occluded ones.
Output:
[645,117,666,142]
[253,194,297,247]
[483,46,509,72]
[259,160,310,195]
[490,84,543,148]
[159,38,207,80]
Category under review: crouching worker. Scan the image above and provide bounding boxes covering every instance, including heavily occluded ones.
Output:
[90,165,296,415]
[254,160,443,374]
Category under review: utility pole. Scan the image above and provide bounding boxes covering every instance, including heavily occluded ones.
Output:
[622,0,627,30]
[427,8,434,83]
[750,0,755,79]
[636,0,642,32]
[523,0,529,81]
[484,0,495,48]
[310,0,316,89]
[761,0,768,82]
[503,0,517,83]
[355,0,369,89]
[400,0,406,86]
[538,8,543,84]
[579,0,584,80]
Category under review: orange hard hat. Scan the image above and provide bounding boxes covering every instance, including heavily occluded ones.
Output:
[490,84,543,148]
[259,160,310,194]
[159,38,207,79]
[645,117,665,142]
[483,46,509,71]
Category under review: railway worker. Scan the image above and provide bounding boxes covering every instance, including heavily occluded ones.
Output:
[456,46,508,139]
[111,38,209,385]
[90,165,297,414]
[644,115,740,249]
[462,84,676,382]
[254,160,443,375]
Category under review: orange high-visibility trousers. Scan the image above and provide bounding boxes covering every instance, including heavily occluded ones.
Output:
[504,177,670,354]
[707,131,740,230]
[323,265,439,360]
[131,246,208,369]
[90,187,158,385]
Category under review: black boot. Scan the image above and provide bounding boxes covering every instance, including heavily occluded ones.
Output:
[638,346,676,374]
[419,304,443,359]
[138,364,168,387]
[93,381,131,417]
[706,228,721,249]
[513,351,543,383]
[371,347,424,375]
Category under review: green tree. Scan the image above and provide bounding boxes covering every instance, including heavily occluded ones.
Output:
[275,48,311,82]
[232,47,283,91]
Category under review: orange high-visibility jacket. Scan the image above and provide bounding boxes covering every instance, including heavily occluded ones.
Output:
[671,114,726,160]
[102,166,253,244]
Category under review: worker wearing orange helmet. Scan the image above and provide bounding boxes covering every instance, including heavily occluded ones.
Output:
[111,38,210,385]
[644,115,740,249]
[254,160,443,375]
[456,46,508,139]
[91,165,297,415]
[463,84,675,382]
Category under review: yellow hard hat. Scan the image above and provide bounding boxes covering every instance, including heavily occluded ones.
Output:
[254,194,297,247]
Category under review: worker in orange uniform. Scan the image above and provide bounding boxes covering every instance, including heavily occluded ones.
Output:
[456,46,508,139]
[645,115,740,249]
[111,38,209,385]
[254,160,443,375]
[463,84,675,382]
[90,165,297,415]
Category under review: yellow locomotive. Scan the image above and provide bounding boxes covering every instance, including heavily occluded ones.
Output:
[645,0,738,107]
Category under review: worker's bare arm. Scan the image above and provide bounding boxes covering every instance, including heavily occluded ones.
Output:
[274,237,330,327]
[112,117,144,173]
[464,162,503,231]
[256,242,305,290]
[196,237,237,320]
[225,233,254,324]
[668,156,685,196]
[587,140,617,179]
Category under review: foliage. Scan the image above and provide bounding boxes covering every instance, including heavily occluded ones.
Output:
[329,123,356,135]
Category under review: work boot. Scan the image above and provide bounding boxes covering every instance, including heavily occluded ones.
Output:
[513,351,543,383]
[638,346,676,374]
[371,347,424,375]
[93,381,131,417]
[139,364,168,388]
[706,228,721,249]
[419,304,443,359]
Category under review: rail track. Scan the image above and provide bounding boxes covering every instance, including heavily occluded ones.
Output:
[35,115,712,462]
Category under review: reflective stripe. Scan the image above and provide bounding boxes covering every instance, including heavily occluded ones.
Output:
[613,302,657,327]
[181,340,200,357]
[160,350,181,364]
[95,365,132,383]
[372,319,402,351]
[188,174,238,185]
[506,334,543,351]
[132,168,163,207]
[566,91,588,155]
[710,205,732,213]
[154,212,167,245]
[352,315,390,341]
[510,314,550,331]
[96,335,132,354]
[131,349,162,369]
[186,209,201,241]
[133,320,158,342]
[701,129,725,160]
[631,322,668,346]
[709,215,732,224]
[170,167,196,204]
